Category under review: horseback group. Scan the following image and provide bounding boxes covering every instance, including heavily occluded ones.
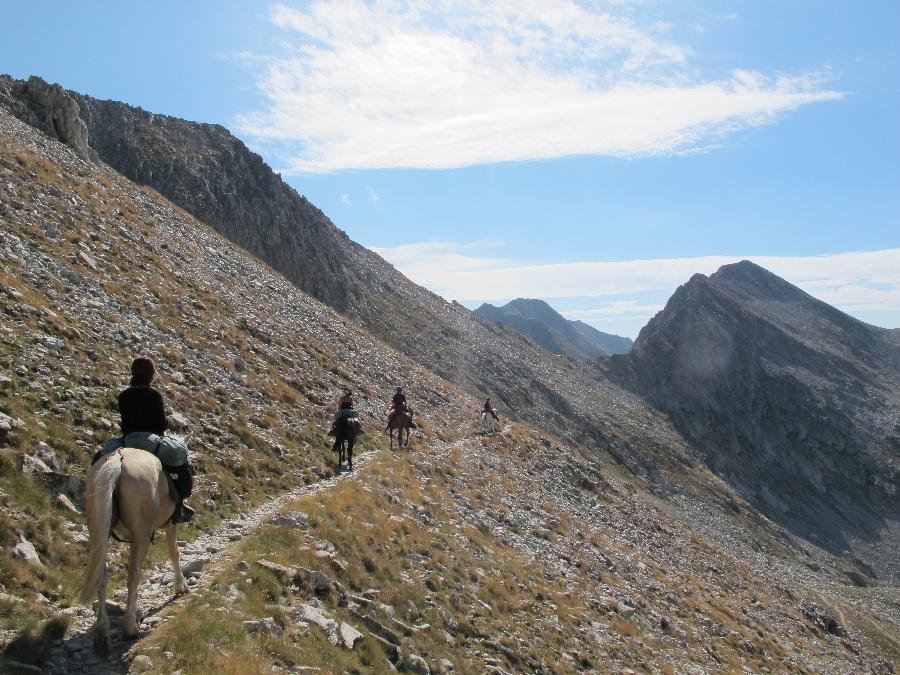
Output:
[328,385,417,468]
[81,357,501,650]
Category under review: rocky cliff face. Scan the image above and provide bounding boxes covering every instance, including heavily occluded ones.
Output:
[0,75,95,161]
[606,261,900,576]
[476,298,632,358]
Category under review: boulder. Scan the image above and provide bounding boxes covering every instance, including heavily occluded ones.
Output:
[407,654,431,674]
[256,559,297,581]
[299,604,340,645]
[272,511,309,530]
[21,454,53,475]
[181,557,210,576]
[0,411,17,443]
[129,654,154,673]
[55,493,80,513]
[339,621,364,649]
[36,441,63,470]
[168,412,190,431]
[11,537,43,567]
[302,568,333,593]
[242,617,283,639]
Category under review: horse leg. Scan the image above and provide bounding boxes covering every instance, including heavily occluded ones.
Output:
[93,565,111,655]
[389,427,394,449]
[347,436,354,471]
[165,523,187,595]
[124,536,150,637]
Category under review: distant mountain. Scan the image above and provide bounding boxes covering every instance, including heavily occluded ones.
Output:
[475,298,632,359]
[606,260,900,577]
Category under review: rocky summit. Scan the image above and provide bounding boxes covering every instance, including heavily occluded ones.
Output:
[605,261,900,579]
[476,298,633,359]
[0,76,898,674]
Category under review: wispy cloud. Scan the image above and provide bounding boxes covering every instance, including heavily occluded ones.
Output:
[365,185,380,202]
[370,242,900,336]
[340,193,351,205]
[235,1,842,172]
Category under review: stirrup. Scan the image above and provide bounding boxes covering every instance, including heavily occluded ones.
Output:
[171,502,196,524]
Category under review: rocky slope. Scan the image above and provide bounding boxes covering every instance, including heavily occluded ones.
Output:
[605,261,900,579]
[2,77,898,671]
[475,298,633,359]
[0,103,480,669]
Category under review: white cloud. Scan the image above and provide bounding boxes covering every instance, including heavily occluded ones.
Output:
[370,242,900,336]
[365,185,380,202]
[235,1,842,172]
[340,193,351,205]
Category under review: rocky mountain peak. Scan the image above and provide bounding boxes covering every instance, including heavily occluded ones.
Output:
[0,75,95,161]
[609,262,900,576]
[475,298,632,359]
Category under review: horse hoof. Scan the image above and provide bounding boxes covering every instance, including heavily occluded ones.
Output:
[93,631,111,656]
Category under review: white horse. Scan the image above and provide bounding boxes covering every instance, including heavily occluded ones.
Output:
[482,411,498,434]
[80,448,187,653]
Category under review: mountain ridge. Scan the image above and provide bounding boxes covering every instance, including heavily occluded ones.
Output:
[475,298,632,359]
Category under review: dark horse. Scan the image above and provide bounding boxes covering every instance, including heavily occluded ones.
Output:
[332,416,361,470]
[387,408,414,449]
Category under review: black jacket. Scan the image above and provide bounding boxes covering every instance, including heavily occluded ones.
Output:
[392,392,407,408]
[118,386,168,436]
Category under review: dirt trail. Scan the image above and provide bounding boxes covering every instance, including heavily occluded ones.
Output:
[45,450,378,675]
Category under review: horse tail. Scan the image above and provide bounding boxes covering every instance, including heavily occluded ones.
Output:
[79,455,122,604]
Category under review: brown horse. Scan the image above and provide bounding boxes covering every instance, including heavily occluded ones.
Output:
[386,408,414,449]
[80,448,187,653]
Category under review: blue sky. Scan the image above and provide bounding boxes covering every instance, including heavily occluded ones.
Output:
[2,1,898,337]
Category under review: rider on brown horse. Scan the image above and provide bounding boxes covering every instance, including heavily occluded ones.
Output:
[386,386,408,431]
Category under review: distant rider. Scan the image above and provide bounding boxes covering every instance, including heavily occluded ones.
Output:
[119,357,195,524]
[331,389,359,450]
[483,398,499,421]
[336,388,354,411]
[386,386,408,430]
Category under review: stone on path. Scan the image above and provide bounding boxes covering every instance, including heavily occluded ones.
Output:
[181,557,210,575]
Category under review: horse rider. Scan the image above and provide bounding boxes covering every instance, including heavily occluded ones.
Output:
[336,388,354,411]
[119,357,195,523]
[386,386,408,430]
[331,389,359,450]
[483,398,499,421]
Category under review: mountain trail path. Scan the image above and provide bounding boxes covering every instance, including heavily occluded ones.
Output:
[45,448,381,675]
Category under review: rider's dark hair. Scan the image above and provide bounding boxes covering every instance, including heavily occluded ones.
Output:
[130,357,156,386]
